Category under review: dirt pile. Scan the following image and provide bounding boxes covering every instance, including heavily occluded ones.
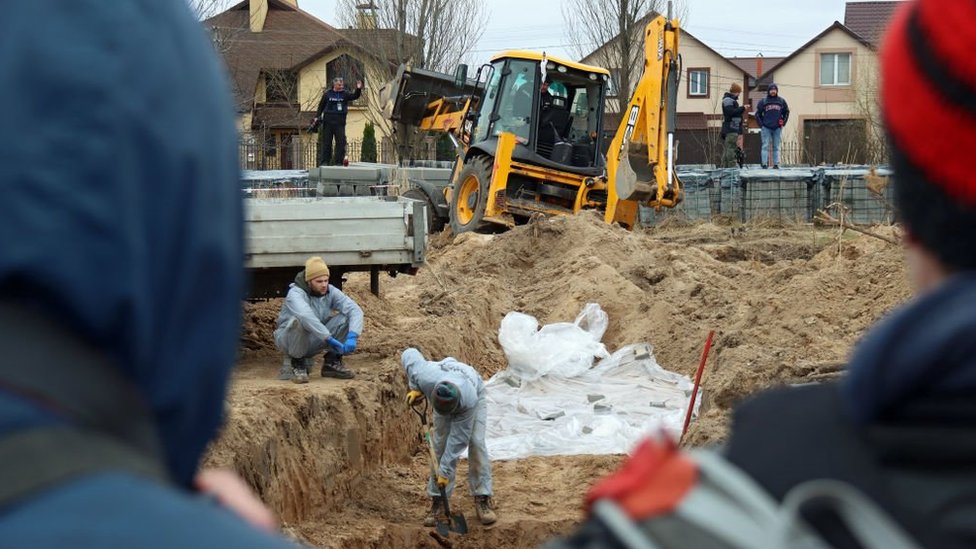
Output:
[220,215,909,547]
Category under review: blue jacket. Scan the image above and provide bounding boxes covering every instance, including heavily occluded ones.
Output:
[755,90,789,130]
[0,2,296,547]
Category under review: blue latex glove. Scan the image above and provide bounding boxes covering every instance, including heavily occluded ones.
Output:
[327,336,343,353]
[342,332,359,354]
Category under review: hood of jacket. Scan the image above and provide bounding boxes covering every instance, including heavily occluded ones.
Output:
[0,2,241,486]
[293,271,328,296]
[843,274,976,424]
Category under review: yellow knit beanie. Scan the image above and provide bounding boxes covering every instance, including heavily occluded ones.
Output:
[304,256,330,281]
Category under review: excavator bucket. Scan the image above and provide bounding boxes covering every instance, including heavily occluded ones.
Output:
[379,64,483,127]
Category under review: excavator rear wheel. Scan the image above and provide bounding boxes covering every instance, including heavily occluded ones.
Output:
[449,155,492,235]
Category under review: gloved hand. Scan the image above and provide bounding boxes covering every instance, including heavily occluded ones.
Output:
[327,337,343,353]
[342,332,359,354]
[436,475,450,489]
[406,390,424,406]
[778,117,785,127]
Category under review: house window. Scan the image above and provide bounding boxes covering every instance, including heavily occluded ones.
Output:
[820,53,851,86]
[327,55,365,88]
[326,54,365,105]
[687,68,709,98]
[606,68,621,97]
[264,70,298,103]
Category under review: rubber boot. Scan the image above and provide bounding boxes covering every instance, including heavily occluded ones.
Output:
[474,495,496,525]
[423,496,444,527]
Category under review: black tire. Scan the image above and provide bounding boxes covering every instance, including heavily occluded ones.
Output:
[449,155,492,235]
[402,188,445,233]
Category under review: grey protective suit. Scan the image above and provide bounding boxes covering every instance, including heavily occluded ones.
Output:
[402,348,493,498]
[273,272,364,359]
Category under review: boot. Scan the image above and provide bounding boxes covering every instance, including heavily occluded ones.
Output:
[291,358,309,384]
[423,496,444,527]
[321,352,354,379]
[277,357,294,381]
[474,495,497,525]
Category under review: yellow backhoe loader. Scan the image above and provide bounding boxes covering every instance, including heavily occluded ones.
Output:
[380,7,682,233]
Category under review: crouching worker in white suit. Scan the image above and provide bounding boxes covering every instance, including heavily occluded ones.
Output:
[274,256,363,382]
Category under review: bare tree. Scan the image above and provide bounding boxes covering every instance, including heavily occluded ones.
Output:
[186,0,234,20]
[335,0,487,73]
[563,0,688,114]
[851,55,887,165]
[329,1,487,162]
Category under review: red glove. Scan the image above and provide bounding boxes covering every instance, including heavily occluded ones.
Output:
[778,118,785,127]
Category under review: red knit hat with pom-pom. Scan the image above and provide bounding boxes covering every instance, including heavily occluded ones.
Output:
[882,0,976,205]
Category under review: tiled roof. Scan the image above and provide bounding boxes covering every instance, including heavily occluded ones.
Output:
[207,1,409,114]
[843,1,904,46]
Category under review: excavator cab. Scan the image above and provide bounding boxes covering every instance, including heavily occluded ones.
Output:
[470,53,608,173]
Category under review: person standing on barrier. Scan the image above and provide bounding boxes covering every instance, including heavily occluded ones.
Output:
[313,77,362,166]
[720,82,747,168]
[755,83,789,169]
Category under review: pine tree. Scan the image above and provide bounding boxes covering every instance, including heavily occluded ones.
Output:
[361,122,377,163]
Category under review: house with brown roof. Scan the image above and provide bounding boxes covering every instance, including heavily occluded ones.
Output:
[207,0,410,168]
[750,1,903,166]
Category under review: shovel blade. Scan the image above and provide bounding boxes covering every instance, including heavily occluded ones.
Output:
[450,512,468,534]
[435,519,450,537]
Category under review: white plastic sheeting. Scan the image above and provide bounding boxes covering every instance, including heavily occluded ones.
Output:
[485,304,699,460]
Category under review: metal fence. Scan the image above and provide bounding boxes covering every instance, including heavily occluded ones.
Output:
[641,166,895,227]
[239,131,393,171]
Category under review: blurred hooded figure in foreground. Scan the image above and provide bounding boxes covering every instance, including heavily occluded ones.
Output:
[0,1,298,546]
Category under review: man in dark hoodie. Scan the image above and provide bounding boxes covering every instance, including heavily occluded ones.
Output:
[754,83,789,168]
[542,0,976,546]
[0,1,299,547]
[274,256,364,382]
[720,82,748,168]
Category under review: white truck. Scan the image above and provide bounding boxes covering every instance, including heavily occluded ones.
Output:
[244,193,428,299]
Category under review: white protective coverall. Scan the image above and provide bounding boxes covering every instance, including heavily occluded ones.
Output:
[273,274,364,359]
[402,348,493,498]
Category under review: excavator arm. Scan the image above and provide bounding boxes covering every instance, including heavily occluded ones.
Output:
[603,11,683,228]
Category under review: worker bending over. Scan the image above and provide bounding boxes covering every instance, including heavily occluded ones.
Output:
[402,348,497,526]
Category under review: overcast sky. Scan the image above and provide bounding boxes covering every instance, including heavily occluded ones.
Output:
[298,0,854,61]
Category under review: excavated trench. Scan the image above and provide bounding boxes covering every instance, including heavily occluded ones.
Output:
[205,356,601,548]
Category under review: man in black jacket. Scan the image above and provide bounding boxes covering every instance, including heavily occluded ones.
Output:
[313,76,362,166]
[719,82,747,168]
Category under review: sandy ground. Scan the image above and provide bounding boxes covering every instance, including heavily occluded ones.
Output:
[208,214,909,547]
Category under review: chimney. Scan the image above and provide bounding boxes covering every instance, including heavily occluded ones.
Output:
[756,54,764,80]
[249,0,268,32]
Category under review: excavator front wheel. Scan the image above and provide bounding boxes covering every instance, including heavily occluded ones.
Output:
[449,156,492,234]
